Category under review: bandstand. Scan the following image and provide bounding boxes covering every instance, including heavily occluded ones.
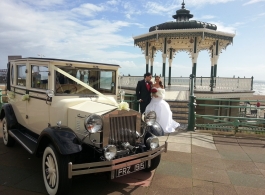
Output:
[121,1,256,129]
[133,1,235,88]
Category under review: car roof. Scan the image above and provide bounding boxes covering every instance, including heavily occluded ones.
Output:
[10,57,121,67]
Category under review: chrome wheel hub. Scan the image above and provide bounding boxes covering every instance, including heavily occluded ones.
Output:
[2,121,8,142]
[45,154,57,188]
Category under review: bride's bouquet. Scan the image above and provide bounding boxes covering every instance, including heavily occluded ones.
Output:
[151,88,165,99]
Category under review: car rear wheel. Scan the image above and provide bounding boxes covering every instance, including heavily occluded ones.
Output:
[2,117,15,147]
[42,144,72,195]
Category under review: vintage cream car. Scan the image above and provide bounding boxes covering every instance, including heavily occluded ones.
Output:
[0,57,167,195]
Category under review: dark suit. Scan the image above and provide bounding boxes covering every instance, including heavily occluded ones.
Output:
[136,79,152,113]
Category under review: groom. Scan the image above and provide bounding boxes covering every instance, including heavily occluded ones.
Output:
[136,72,152,113]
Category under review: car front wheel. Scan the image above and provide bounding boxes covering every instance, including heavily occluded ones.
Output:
[42,144,72,195]
[2,117,15,147]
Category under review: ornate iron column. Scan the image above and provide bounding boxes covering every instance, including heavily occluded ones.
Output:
[214,40,219,77]
[210,47,215,91]
[162,38,167,87]
[145,41,149,73]
[168,48,173,85]
[150,47,155,75]
[191,37,198,88]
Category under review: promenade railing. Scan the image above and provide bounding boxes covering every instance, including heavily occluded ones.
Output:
[119,76,253,92]
[195,98,265,134]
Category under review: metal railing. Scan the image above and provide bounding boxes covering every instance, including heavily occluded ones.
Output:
[194,98,265,134]
[120,76,253,92]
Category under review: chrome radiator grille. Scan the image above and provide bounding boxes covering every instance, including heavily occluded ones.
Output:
[109,115,137,146]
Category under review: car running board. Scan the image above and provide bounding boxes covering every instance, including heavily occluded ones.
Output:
[9,129,38,154]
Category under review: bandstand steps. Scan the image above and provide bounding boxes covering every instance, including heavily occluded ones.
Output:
[166,100,189,124]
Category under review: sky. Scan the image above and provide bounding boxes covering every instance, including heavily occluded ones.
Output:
[0,0,265,81]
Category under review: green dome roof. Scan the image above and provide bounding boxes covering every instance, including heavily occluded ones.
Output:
[149,20,217,32]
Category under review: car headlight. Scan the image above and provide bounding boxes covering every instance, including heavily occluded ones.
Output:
[104,145,117,161]
[84,114,103,133]
[146,136,159,150]
[148,122,164,136]
[144,111,156,126]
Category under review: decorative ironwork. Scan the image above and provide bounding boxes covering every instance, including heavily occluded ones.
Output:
[204,32,233,42]
[134,31,233,46]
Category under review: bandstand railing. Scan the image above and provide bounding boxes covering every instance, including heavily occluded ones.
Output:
[119,76,254,92]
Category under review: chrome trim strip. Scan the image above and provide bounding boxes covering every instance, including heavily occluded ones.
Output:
[68,142,167,179]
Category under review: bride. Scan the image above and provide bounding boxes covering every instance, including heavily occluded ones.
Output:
[145,76,180,133]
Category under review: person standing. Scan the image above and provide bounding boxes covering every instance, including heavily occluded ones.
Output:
[257,100,261,118]
[145,79,180,133]
[136,72,152,113]
[153,76,164,89]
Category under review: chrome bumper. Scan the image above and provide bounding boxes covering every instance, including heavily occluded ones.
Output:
[68,141,168,179]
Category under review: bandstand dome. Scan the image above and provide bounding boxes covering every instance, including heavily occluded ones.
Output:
[149,1,217,32]
[149,21,217,32]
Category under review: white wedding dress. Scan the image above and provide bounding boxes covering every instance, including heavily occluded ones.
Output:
[145,87,180,133]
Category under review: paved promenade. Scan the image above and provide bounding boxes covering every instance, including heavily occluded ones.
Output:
[0,128,265,195]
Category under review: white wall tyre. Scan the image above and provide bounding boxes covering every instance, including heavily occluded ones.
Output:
[42,145,72,195]
[2,117,15,147]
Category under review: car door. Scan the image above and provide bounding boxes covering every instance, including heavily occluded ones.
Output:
[10,63,28,127]
[26,64,50,134]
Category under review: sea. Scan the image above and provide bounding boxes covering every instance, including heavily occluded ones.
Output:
[1,79,265,95]
[253,80,265,95]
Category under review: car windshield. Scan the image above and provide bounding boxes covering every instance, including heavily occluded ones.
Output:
[55,67,116,95]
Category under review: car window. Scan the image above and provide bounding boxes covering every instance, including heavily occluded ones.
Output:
[31,65,49,90]
[17,65,26,86]
[100,71,115,90]
[55,67,116,95]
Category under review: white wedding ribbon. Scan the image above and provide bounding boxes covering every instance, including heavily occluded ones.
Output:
[53,66,118,106]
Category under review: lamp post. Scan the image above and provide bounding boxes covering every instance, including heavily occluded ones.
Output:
[187,74,196,131]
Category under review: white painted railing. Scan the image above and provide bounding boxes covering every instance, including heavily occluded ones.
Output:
[120,76,253,92]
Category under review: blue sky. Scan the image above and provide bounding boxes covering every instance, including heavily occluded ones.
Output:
[0,0,264,80]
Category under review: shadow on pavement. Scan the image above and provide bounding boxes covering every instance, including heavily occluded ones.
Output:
[0,138,149,195]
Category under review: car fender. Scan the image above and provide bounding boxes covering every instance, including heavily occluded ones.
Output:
[37,126,82,155]
[0,103,18,129]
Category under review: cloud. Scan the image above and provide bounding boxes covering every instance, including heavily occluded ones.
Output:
[200,15,216,20]
[144,2,178,15]
[18,0,66,7]
[121,1,142,19]
[143,0,235,16]
[243,0,265,6]
[0,1,140,66]
[71,3,105,17]
[107,0,120,5]
[178,0,234,6]
[210,21,236,33]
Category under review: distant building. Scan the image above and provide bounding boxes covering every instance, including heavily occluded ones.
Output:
[0,69,7,83]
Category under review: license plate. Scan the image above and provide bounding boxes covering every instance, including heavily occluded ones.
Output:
[116,162,145,177]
